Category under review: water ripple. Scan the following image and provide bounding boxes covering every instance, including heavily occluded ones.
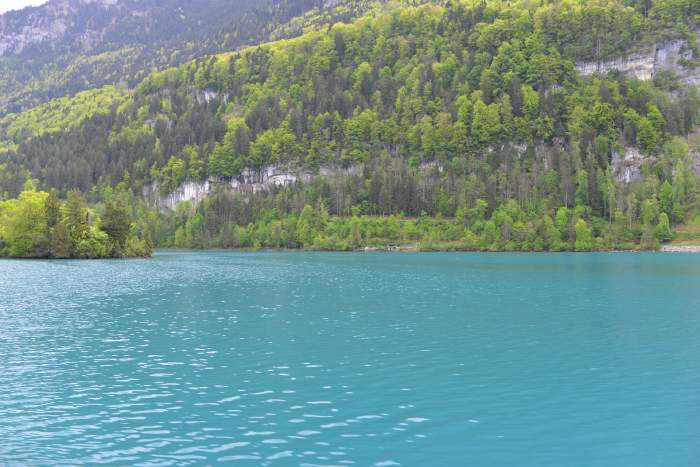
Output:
[1,252,700,465]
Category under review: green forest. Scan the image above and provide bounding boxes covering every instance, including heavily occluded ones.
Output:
[2,0,700,255]
[0,0,409,115]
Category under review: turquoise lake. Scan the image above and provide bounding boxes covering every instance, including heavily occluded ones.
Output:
[1,252,699,466]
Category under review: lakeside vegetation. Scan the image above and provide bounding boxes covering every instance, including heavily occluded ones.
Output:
[667,217,700,246]
[2,180,693,254]
[0,184,151,259]
[148,184,689,252]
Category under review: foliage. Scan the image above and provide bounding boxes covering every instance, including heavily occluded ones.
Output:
[140,172,685,252]
[0,0,329,114]
[0,187,150,258]
[0,87,128,142]
[0,0,699,253]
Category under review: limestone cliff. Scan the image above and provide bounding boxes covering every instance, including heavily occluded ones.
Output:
[151,166,363,211]
[576,33,700,86]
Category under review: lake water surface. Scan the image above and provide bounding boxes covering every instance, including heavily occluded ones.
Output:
[1,252,699,466]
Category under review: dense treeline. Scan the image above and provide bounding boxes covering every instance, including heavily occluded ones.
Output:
[147,155,686,251]
[1,0,700,252]
[0,185,152,259]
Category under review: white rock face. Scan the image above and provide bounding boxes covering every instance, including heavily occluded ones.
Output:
[154,165,359,211]
[576,49,656,80]
[160,180,212,211]
[612,147,646,184]
[576,34,700,85]
[194,89,229,105]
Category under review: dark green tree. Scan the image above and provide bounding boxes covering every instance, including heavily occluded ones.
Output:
[101,201,132,257]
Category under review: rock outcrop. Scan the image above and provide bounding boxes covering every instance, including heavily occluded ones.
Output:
[152,165,362,211]
[159,180,212,211]
[576,35,700,86]
[612,147,646,184]
[194,89,229,106]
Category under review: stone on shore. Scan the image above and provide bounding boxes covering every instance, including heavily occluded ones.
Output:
[660,245,700,253]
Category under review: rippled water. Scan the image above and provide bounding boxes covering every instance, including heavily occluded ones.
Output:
[1,252,700,466]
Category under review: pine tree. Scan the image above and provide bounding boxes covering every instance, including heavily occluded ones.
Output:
[101,201,132,257]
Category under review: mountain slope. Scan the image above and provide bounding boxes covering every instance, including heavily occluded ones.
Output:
[1,0,700,251]
[0,0,343,114]
[0,0,433,115]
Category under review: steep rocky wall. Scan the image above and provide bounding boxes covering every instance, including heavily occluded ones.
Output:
[0,0,125,56]
[611,147,646,184]
[152,165,361,211]
[158,180,212,211]
[0,0,76,56]
[610,146,700,184]
[194,89,229,106]
[576,35,700,86]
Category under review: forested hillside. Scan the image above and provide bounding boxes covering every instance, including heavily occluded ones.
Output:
[1,0,700,254]
[0,0,396,115]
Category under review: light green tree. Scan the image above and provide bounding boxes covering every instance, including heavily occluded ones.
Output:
[574,219,593,252]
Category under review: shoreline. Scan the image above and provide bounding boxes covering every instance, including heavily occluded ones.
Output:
[5,246,700,259]
[660,245,700,253]
[0,255,152,261]
[153,245,700,254]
